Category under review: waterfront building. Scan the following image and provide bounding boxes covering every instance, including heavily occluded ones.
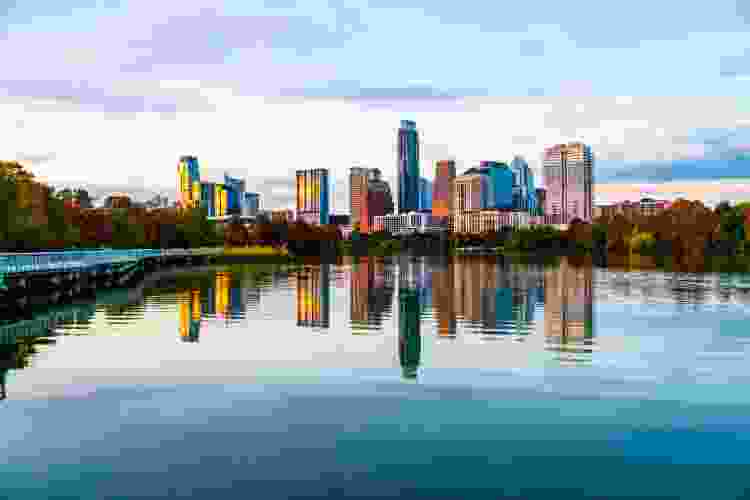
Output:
[543,143,594,223]
[296,168,330,225]
[432,160,456,219]
[397,120,420,213]
[177,156,201,209]
[373,212,444,235]
[223,174,245,215]
[450,210,554,234]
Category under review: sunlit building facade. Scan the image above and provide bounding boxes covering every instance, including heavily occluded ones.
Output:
[432,160,456,219]
[177,156,201,209]
[296,168,330,225]
[543,143,594,223]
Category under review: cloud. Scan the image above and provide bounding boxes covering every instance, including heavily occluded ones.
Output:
[16,152,56,166]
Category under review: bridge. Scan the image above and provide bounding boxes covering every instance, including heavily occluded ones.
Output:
[0,248,223,276]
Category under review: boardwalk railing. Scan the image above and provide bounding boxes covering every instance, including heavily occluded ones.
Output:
[0,248,224,275]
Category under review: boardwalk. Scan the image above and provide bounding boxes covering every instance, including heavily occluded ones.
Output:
[0,248,222,276]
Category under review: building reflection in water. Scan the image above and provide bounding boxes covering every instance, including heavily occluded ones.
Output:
[296,264,331,329]
[350,257,395,333]
[448,256,543,337]
[398,257,424,380]
[544,258,595,364]
[179,288,202,343]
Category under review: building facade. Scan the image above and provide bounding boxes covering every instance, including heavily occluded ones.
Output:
[451,172,489,214]
[543,143,594,223]
[296,168,330,225]
[418,177,432,212]
[242,192,260,217]
[510,156,536,211]
[397,120,420,213]
[432,160,456,219]
[224,174,245,214]
[450,211,555,234]
[481,162,513,210]
[177,156,201,209]
[200,182,216,216]
[350,167,370,232]
[373,212,443,235]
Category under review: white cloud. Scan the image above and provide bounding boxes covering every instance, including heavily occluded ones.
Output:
[2,94,749,211]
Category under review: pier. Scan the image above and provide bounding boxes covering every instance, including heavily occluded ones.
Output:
[0,248,223,317]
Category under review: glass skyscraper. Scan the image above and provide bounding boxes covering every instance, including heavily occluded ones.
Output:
[397,120,420,214]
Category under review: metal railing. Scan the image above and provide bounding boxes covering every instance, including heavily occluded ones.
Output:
[0,248,224,275]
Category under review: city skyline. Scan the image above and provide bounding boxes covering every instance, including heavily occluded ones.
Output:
[1,2,748,210]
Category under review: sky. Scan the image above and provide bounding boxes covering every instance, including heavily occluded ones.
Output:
[0,0,749,211]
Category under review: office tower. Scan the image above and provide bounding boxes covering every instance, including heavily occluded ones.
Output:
[432,160,456,219]
[224,174,244,215]
[350,167,370,232]
[480,161,513,210]
[214,183,228,217]
[397,120,420,213]
[418,177,432,212]
[543,143,594,223]
[200,182,216,217]
[510,156,536,211]
[350,167,393,234]
[177,156,201,209]
[535,188,546,214]
[296,168,330,225]
[242,192,260,217]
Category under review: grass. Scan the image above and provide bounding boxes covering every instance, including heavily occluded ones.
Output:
[221,245,289,257]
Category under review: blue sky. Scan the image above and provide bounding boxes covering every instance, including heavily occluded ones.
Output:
[0,0,748,209]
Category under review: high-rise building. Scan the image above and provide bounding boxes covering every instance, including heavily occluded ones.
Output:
[215,183,228,217]
[177,156,201,209]
[296,168,330,225]
[200,182,216,216]
[350,167,370,232]
[350,167,393,234]
[432,160,456,219]
[397,120,420,213]
[451,168,491,214]
[510,156,536,211]
[480,161,513,210]
[543,143,593,223]
[242,192,260,217]
[223,174,245,215]
[418,177,432,212]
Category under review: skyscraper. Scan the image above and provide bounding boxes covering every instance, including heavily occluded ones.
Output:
[224,174,245,215]
[480,161,513,210]
[200,181,216,216]
[432,160,456,219]
[350,167,370,232]
[242,192,260,217]
[543,143,594,223]
[510,156,536,211]
[296,168,330,225]
[397,120,420,213]
[350,167,393,234]
[418,177,432,212]
[177,156,201,209]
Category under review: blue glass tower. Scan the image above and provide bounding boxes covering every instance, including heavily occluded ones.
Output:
[397,120,420,213]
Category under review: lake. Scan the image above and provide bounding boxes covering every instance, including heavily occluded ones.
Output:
[2,255,750,499]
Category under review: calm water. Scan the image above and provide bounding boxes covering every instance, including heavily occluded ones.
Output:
[3,256,750,499]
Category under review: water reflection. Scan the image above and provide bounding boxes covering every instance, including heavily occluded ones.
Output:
[296,264,331,329]
[544,260,594,364]
[350,257,395,333]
